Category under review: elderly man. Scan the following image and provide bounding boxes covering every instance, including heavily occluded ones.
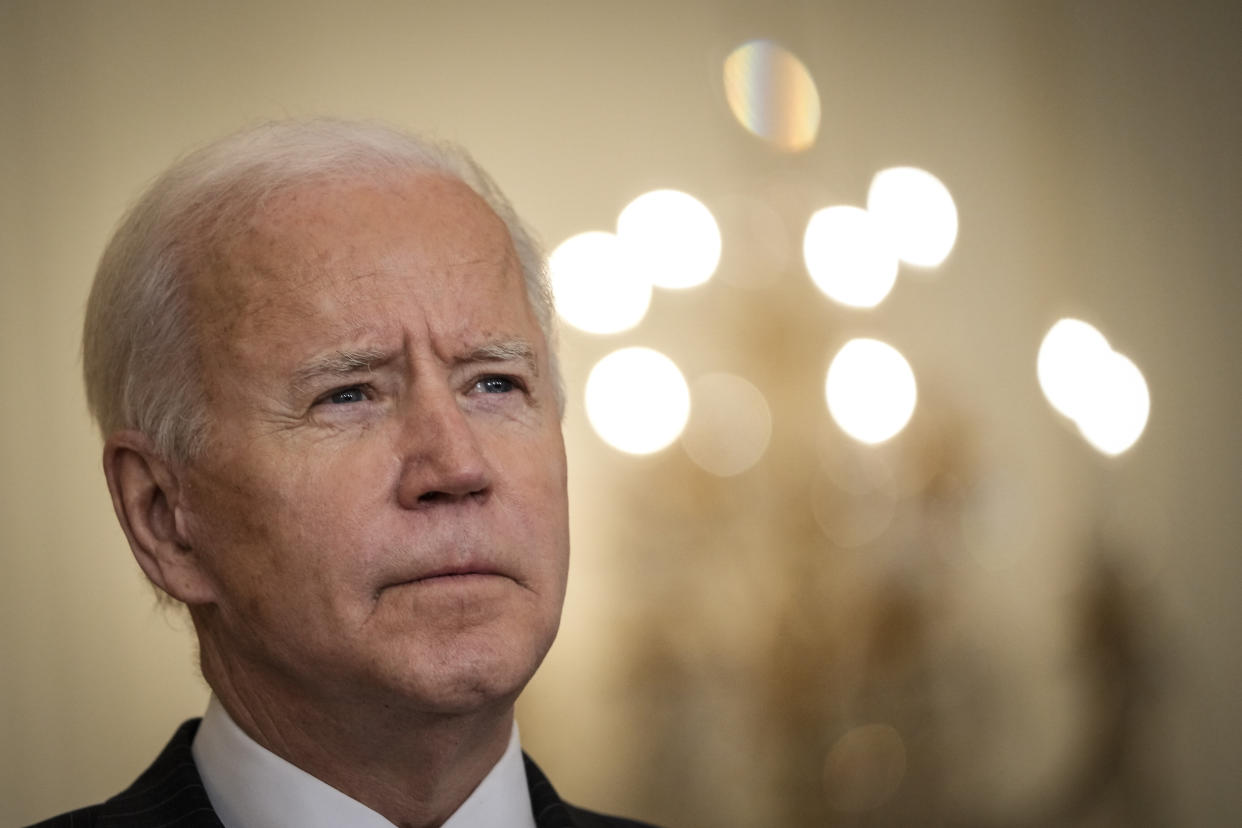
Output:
[32,120,655,828]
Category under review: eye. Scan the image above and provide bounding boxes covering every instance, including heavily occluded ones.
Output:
[324,386,368,404]
[474,375,518,394]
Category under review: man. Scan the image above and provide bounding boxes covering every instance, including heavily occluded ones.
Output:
[32,120,656,828]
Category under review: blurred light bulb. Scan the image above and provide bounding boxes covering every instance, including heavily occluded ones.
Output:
[1037,318,1113,419]
[681,373,772,476]
[826,339,917,444]
[867,167,958,267]
[1037,318,1150,455]
[617,189,722,290]
[723,39,821,152]
[549,231,651,334]
[804,206,899,308]
[1074,351,1151,456]
[585,347,690,455]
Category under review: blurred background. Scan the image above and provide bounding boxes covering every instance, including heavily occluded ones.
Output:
[3,1,1239,825]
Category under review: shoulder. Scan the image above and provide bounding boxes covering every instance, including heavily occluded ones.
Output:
[562,803,664,828]
[523,752,665,828]
[25,719,222,828]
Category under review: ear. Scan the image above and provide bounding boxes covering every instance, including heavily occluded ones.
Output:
[102,431,218,606]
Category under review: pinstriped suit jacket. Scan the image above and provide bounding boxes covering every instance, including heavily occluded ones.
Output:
[27,720,657,828]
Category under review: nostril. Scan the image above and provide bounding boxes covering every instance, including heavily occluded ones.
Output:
[415,488,487,504]
[406,476,491,508]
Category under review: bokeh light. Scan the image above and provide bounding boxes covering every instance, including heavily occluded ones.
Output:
[617,189,721,290]
[810,464,898,548]
[549,231,651,334]
[822,723,907,813]
[826,339,917,444]
[585,347,691,455]
[1076,351,1150,455]
[1037,318,1112,420]
[867,166,959,267]
[1037,318,1150,456]
[680,373,772,477]
[803,206,899,308]
[723,39,821,152]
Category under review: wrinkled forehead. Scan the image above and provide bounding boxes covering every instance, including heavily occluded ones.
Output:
[189,172,524,338]
[204,173,514,301]
[180,172,544,402]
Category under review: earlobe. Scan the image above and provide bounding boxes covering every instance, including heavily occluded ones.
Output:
[102,432,217,605]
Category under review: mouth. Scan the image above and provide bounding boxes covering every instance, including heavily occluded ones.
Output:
[385,564,511,590]
[417,569,504,583]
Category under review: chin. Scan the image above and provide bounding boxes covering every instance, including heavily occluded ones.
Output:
[372,623,557,717]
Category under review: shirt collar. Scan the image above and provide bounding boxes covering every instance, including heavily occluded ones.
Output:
[191,695,536,828]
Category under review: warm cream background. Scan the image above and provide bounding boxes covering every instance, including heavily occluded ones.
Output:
[3,1,1240,825]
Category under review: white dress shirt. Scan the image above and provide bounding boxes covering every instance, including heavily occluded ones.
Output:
[191,696,537,828]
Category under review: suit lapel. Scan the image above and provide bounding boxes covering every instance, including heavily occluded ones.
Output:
[95,719,224,828]
[523,752,582,828]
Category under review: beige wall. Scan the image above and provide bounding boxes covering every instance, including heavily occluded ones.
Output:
[4,1,1239,825]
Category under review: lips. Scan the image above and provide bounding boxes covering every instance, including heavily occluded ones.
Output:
[382,559,511,590]
[417,566,504,581]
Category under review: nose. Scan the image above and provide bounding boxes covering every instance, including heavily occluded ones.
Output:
[395,383,493,508]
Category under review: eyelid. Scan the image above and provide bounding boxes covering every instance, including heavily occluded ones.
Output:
[312,382,373,406]
[478,372,517,386]
[470,372,528,393]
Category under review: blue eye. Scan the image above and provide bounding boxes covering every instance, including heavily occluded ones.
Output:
[327,386,367,404]
[476,376,516,394]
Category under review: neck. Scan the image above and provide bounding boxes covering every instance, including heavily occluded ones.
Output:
[196,630,515,828]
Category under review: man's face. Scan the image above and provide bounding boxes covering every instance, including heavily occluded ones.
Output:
[179,173,569,717]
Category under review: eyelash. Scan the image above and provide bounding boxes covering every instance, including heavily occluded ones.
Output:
[313,374,525,407]
[318,385,371,406]
[474,375,522,394]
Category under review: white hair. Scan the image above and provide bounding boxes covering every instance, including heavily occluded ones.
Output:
[83,119,561,462]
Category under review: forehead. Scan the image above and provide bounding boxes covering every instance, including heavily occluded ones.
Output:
[193,172,534,356]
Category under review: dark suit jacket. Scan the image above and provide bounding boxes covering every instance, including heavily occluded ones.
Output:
[28,719,657,828]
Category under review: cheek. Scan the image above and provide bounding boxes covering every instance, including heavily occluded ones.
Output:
[186,447,390,604]
[507,436,570,572]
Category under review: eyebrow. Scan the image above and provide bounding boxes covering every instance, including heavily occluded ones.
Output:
[291,346,393,389]
[290,339,539,390]
[463,340,540,376]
